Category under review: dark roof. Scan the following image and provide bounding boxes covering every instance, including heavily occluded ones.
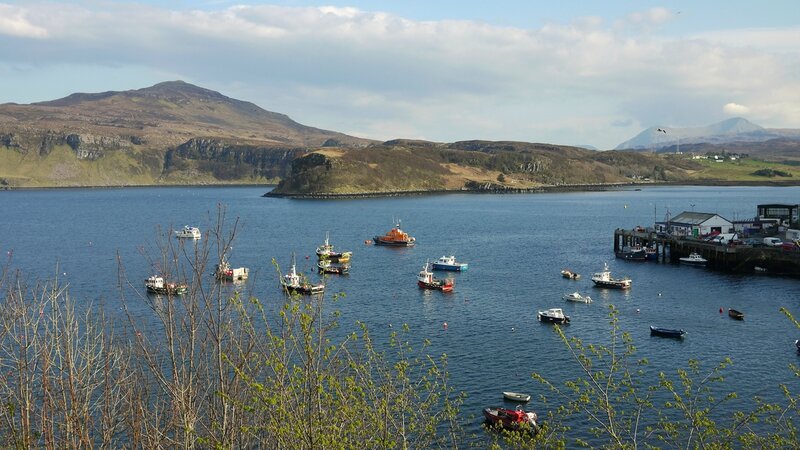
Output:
[670,211,730,225]
[757,204,799,208]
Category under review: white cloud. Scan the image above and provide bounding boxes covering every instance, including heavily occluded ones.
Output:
[0,3,798,149]
[0,5,48,38]
[723,103,750,116]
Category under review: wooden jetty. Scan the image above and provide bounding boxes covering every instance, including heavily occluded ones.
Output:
[614,228,800,277]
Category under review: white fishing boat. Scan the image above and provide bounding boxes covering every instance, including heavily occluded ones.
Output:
[563,292,592,303]
[591,263,631,289]
[281,255,325,295]
[679,252,707,266]
[537,308,570,324]
[175,225,201,239]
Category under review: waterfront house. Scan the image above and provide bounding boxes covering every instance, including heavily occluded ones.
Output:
[655,211,734,238]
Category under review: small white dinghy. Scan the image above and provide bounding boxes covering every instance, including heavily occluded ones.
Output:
[563,292,592,303]
[502,391,531,402]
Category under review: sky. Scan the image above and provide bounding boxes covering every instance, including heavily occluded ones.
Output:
[1,1,798,149]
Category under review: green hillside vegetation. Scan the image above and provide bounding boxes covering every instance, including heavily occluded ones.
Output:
[270,141,706,196]
[687,157,797,182]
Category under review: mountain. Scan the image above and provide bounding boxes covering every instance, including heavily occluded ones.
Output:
[614,118,800,151]
[0,81,373,187]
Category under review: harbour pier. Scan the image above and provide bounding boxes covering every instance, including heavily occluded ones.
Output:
[614,228,800,276]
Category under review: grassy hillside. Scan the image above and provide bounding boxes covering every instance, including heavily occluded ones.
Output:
[686,157,798,182]
[0,81,372,188]
[269,141,707,196]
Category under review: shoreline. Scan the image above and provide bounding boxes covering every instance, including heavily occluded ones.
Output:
[4,179,800,196]
[0,182,275,192]
[263,183,644,199]
[263,179,800,199]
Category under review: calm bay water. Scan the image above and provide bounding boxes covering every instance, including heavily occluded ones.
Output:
[1,185,799,442]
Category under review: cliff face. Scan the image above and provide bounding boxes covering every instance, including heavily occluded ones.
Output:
[166,138,306,182]
[0,81,372,187]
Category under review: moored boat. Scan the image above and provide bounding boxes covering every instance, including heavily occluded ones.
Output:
[561,269,580,280]
[431,255,468,271]
[728,308,744,320]
[145,276,188,295]
[417,262,454,292]
[615,246,646,261]
[214,259,249,282]
[316,232,352,262]
[650,326,686,339]
[796,339,799,351]
[281,257,325,295]
[537,308,570,324]
[483,406,538,432]
[373,221,416,247]
[679,252,707,266]
[175,225,201,239]
[645,245,658,261]
[563,292,592,303]
[591,263,631,289]
[318,259,349,275]
[502,391,531,402]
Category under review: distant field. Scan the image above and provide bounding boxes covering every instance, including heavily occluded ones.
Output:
[690,158,798,182]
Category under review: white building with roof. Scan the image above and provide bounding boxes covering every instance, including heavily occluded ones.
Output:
[655,211,734,237]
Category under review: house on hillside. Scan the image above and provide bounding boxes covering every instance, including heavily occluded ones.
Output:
[655,211,734,237]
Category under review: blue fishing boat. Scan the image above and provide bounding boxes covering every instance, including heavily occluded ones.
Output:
[650,326,686,339]
[431,255,468,271]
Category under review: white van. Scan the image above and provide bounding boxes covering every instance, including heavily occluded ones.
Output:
[763,237,783,247]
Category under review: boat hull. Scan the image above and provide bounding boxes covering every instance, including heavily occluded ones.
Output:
[282,283,325,295]
[373,237,415,247]
[418,280,454,292]
[319,265,349,275]
[483,407,538,432]
[502,392,531,402]
[538,313,570,324]
[431,262,467,271]
[650,326,686,338]
[679,260,707,266]
[592,280,631,289]
[728,309,744,320]
[146,285,187,296]
[615,251,646,261]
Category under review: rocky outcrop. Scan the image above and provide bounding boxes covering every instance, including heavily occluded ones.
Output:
[166,138,308,181]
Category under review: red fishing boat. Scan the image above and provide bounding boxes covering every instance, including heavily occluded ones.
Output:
[417,262,454,292]
[483,406,538,432]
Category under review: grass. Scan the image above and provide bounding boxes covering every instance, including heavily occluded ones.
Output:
[689,158,798,182]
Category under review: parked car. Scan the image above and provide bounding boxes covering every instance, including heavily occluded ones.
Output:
[763,237,783,247]
[742,238,762,247]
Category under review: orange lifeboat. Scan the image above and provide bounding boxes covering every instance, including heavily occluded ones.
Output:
[373,222,416,247]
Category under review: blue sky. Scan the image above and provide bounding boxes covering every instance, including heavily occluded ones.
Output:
[1,1,798,149]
